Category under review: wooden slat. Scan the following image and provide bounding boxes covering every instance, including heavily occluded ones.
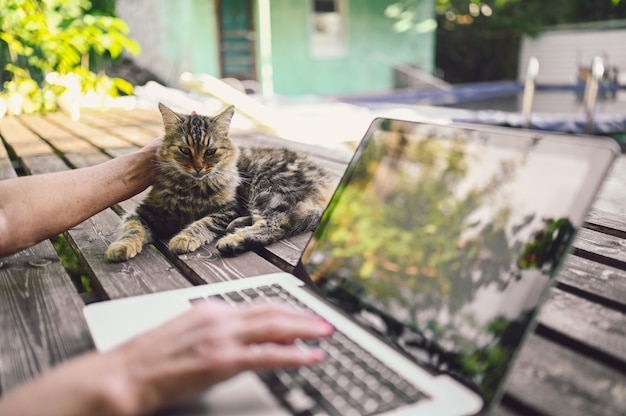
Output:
[155,239,284,285]
[106,108,163,126]
[45,112,140,153]
[537,288,626,364]
[261,233,311,270]
[0,117,54,158]
[0,135,14,180]
[78,111,160,146]
[0,117,70,175]
[573,227,626,267]
[586,207,626,236]
[501,335,626,416]
[558,254,626,310]
[65,209,194,299]
[0,243,94,394]
[18,116,109,168]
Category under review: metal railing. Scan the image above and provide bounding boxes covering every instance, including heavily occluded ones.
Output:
[368,50,452,92]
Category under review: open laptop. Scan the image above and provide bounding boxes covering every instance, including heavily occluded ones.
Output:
[84,118,619,415]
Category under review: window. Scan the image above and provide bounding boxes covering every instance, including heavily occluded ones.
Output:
[309,0,347,58]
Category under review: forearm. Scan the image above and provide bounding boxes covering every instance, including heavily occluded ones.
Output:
[0,351,137,416]
[0,143,158,257]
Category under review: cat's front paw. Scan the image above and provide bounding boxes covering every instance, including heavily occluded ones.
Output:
[106,241,141,262]
[216,233,247,256]
[169,233,203,254]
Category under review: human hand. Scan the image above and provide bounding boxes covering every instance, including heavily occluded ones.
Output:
[108,300,334,414]
[141,135,164,155]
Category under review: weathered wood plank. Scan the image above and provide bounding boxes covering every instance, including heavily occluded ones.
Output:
[18,115,110,168]
[45,112,140,153]
[106,108,163,126]
[65,209,194,299]
[0,243,94,394]
[558,254,626,310]
[0,116,71,175]
[586,207,626,236]
[79,111,160,146]
[155,239,284,285]
[0,136,14,180]
[537,288,626,364]
[260,233,311,271]
[0,117,54,158]
[573,227,626,267]
[501,335,626,416]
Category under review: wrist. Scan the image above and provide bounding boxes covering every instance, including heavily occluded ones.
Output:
[95,350,143,416]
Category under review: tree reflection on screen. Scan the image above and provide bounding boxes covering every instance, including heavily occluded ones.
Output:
[304,121,575,400]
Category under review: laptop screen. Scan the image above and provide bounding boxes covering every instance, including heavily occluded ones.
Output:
[301,119,617,403]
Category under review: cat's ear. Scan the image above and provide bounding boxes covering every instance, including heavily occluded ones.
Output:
[212,105,235,134]
[158,102,183,133]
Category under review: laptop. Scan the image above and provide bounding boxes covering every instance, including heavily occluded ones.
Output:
[84,118,619,415]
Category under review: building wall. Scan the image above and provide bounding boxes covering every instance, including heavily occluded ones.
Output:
[116,0,435,95]
[268,0,435,96]
[116,0,220,88]
[519,25,626,85]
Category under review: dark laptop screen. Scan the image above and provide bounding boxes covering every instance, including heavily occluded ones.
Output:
[301,119,617,402]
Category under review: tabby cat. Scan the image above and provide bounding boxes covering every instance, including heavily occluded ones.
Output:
[105,103,335,262]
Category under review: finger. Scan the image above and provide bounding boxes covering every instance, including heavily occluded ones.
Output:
[237,344,327,372]
[235,306,334,344]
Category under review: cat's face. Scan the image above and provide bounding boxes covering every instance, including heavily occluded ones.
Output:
[157,103,238,180]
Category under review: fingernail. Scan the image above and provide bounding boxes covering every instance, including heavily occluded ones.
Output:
[309,348,327,362]
[317,320,335,335]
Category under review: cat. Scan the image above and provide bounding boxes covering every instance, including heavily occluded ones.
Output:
[105,103,336,262]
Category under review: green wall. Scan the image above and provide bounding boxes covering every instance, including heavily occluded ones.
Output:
[160,0,220,78]
[268,0,435,96]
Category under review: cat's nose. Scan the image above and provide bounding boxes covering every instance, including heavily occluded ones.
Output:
[193,165,203,173]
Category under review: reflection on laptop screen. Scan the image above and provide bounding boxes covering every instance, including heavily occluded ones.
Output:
[301,119,602,402]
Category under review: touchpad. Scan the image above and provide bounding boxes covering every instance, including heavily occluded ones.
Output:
[154,371,290,415]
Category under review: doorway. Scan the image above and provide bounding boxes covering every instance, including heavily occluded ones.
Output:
[217,0,257,81]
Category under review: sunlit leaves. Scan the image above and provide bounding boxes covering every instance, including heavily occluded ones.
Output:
[386,0,438,33]
[0,0,140,114]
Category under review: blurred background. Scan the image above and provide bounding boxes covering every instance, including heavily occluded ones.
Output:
[1,0,626,143]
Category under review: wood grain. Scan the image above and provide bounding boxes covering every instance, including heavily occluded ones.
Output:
[537,287,626,363]
[586,207,626,236]
[45,112,140,152]
[0,242,94,394]
[65,209,194,299]
[502,335,626,416]
[573,227,626,268]
[558,254,626,310]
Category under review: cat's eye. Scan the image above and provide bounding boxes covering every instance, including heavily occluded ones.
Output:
[204,148,217,157]
[179,146,191,156]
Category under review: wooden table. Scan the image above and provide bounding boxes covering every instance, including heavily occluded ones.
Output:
[0,109,624,415]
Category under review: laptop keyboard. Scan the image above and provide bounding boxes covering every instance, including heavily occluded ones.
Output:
[189,284,429,416]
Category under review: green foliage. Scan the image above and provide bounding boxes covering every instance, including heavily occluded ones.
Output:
[51,233,92,293]
[386,0,626,82]
[0,0,140,114]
